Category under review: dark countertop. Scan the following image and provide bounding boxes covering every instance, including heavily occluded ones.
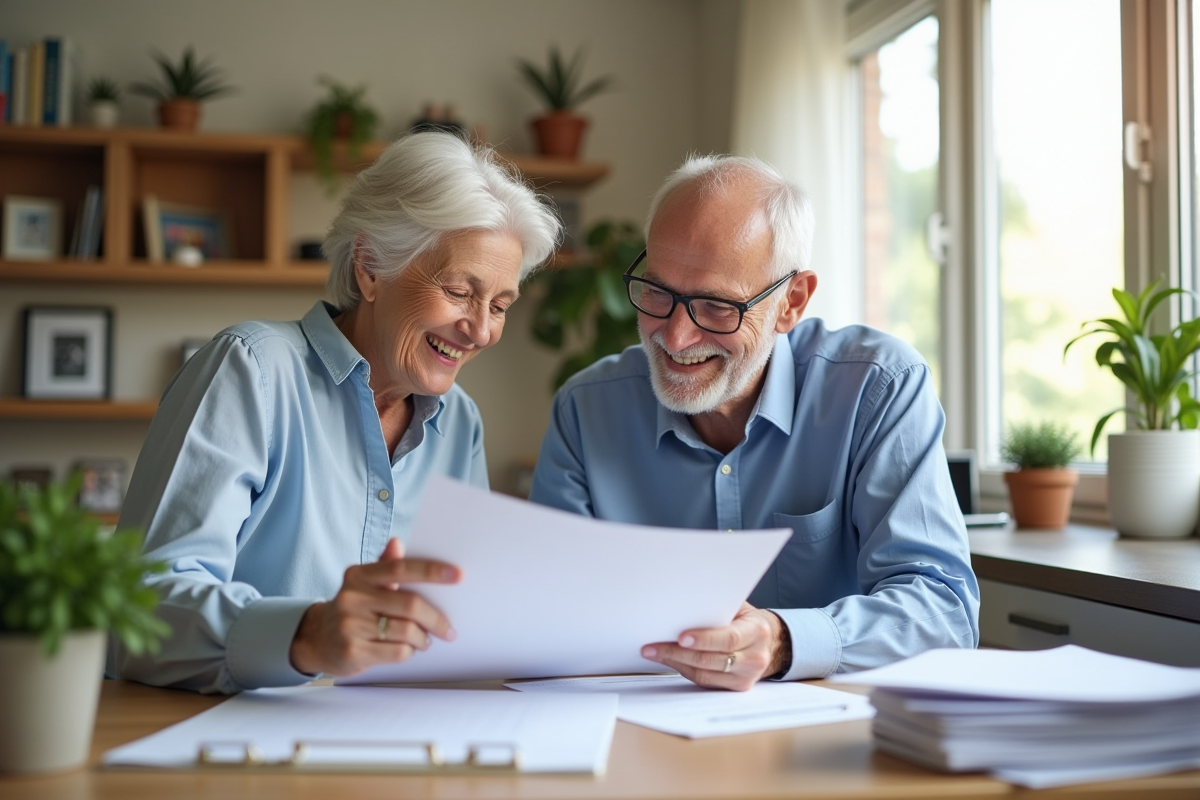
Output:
[968,525,1200,623]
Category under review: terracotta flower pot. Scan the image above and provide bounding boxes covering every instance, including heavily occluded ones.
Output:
[1003,468,1078,530]
[531,111,588,160]
[158,98,201,131]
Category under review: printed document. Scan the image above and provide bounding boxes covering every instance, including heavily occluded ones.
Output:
[342,476,791,684]
[507,673,874,738]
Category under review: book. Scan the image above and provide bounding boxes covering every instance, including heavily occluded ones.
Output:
[27,41,43,127]
[82,185,104,259]
[0,40,9,126]
[143,194,164,263]
[11,46,28,125]
[41,36,76,127]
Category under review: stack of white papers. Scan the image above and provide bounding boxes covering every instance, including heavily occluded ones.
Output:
[507,673,874,738]
[831,645,1200,788]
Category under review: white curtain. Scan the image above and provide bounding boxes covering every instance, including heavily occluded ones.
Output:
[731,0,859,328]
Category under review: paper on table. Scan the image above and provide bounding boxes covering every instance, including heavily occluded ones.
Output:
[506,674,874,738]
[829,645,1200,702]
[103,686,618,775]
[343,476,791,684]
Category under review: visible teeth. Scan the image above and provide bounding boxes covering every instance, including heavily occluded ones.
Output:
[427,336,463,360]
[670,353,712,366]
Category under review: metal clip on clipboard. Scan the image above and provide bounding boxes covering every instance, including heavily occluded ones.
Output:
[197,740,522,773]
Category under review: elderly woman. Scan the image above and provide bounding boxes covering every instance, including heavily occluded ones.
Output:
[108,131,561,694]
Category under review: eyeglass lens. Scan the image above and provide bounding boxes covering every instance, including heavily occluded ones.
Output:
[627,280,743,333]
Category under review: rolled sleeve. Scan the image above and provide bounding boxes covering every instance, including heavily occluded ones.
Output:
[226,597,319,689]
[769,607,842,681]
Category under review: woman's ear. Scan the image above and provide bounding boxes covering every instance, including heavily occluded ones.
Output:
[352,236,378,304]
[774,271,818,334]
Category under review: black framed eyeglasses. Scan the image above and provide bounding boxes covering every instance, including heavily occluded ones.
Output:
[621,249,797,335]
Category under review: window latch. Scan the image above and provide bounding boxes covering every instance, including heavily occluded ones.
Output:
[1123,121,1153,184]
[925,212,951,266]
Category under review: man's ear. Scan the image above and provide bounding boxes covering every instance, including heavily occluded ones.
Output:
[775,271,818,334]
[352,236,378,304]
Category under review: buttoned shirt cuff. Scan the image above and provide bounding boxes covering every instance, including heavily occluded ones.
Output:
[225,596,316,690]
[767,607,841,681]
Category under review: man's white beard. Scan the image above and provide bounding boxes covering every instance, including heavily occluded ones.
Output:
[642,323,777,416]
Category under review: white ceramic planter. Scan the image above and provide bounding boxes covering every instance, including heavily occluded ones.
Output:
[0,630,106,774]
[88,100,119,128]
[1107,430,1200,539]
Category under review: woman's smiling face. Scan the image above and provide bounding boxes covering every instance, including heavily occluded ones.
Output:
[357,228,523,400]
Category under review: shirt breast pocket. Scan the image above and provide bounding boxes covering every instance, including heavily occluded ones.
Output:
[770,499,850,608]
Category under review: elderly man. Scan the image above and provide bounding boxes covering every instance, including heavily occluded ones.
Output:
[530,154,979,690]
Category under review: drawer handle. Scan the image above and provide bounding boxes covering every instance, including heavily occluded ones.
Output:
[1007,613,1069,636]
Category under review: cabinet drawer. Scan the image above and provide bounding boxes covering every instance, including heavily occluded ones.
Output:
[979,578,1200,667]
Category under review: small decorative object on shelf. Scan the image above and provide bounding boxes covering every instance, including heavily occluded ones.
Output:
[409,101,467,137]
[22,306,113,400]
[86,76,121,128]
[1064,281,1200,538]
[129,46,235,131]
[1000,421,1081,530]
[303,75,381,193]
[0,473,169,774]
[73,458,126,513]
[530,219,643,389]
[516,44,614,160]
[143,194,233,263]
[3,195,63,261]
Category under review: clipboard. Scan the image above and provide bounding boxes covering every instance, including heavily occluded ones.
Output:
[103,686,617,775]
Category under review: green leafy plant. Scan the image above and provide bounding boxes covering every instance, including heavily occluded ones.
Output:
[1001,421,1082,470]
[531,220,644,389]
[87,76,121,102]
[0,475,170,657]
[1064,281,1200,454]
[304,76,381,192]
[516,45,615,111]
[129,46,235,102]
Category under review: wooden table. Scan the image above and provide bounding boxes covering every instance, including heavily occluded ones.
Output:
[3,680,1199,800]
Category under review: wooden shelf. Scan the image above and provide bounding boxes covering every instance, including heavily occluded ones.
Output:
[0,398,158,421]
[0,259,328,287]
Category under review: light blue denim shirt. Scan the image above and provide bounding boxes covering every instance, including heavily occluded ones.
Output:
[107,302,489,694]
[530,320,979,681]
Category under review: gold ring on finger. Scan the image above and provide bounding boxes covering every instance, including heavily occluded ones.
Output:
[377,614,390,642]
[723,652,735,673]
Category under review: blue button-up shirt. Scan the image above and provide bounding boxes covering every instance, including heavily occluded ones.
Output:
[530,320,979,681]
[107,302,489,694]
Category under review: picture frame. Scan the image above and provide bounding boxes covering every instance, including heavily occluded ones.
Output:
[10,466,53,495]
[73,458,126,513]
[3,195,64,261]
[22,306,113,399]
[143,194,234,263]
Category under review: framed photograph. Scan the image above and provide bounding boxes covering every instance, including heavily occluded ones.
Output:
[143,194,233,263]
[3,195,64,261]
[74,459,126,513]
[22,306,113,399]
[10,466,53,495]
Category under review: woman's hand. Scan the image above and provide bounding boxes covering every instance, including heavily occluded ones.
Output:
[289,538,460,677]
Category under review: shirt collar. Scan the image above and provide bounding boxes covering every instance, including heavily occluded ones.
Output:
[301,302,446,433]
[653,333,795,448]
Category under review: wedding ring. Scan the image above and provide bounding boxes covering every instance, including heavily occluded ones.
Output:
[377,614,390,642]
[723,653,736,673]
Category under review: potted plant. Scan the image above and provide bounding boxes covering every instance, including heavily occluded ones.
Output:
[1000,421,1082,530]
[531,219,643,389]
[516,45,614,160]
[303,76,381,194]
[1064,281,1200,538]
[129,46,235,131]
[86,76,121,128]
[0,475,169,774]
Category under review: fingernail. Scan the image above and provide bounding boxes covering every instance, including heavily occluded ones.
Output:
[445,627,457,642]
[442,567,457,580]
[680,635,695,647]
[642,646,657,658]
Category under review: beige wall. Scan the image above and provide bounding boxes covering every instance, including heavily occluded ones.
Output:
[0,0,741,494]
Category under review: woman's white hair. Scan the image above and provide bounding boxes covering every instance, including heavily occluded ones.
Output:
[644,154,815,280]
[325,131,562,309]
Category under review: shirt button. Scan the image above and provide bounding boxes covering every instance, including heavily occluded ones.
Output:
[378,489,390,501]
[720,464,732,475]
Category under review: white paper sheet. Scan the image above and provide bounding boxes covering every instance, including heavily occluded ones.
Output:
[103,686,618,775]
[506,674,875,738]
[343,476,791,684]
[829,645,1200,702]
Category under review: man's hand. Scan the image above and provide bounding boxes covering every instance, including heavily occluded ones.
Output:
[640,602,790,691]
[289,538,460,677]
